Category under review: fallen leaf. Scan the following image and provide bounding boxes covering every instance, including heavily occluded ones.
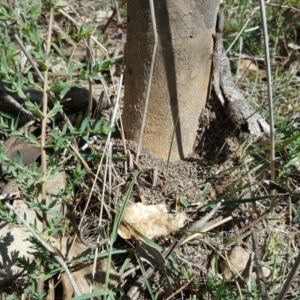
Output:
[4,134,40,166]
[0,171,67,281]
[220,246,250,281]
[220,246,270,281]
[50,237,120,299]
[118,203,186,240]
[238,59,266,80]
[62,41,105,63]
[0,199,44,281]
[288,42,300,50]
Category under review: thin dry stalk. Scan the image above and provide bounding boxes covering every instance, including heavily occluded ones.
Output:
[247,252,255,300]
[136,0,158,161]
[187,200,224,232]
[225,211,270,248]
[245,162,258,216]
[38,6,54,293]
[89,142,112,292]
[226,6,260,54]
[164,272,199,300]
[58,8,117,91]
[276,252,300,300]
[41,5,53,221]
[181,215,232,245]
[266,2,300,13]
[164,200,223,260]
[259,0,276,210]
[86,36,94,118]
[252,228,268,299]
[79,69,124,229]
[224,251,245,282]
[116,54,127,155]
[13,33,44,81]
[102,0,127,34]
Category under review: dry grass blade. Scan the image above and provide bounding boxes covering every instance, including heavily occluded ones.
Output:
[90,142,112,292]
[86,36,94,118]
[136,0,158,161]
[226,6,260,55]
[252,228,268,298]
[259,0,276,210]
[41,6,54,211]
[181,216,232,245]
[246,252,255,298]
[78,66,124,234]
[58,9,107,56]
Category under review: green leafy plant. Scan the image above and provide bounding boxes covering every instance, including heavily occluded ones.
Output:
[0,0,118,297]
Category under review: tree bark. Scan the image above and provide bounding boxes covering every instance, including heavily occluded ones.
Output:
[122,0,219,160]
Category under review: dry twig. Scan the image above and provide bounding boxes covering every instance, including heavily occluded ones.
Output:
[252,228,269,300]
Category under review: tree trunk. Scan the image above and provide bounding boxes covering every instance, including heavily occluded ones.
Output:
[122,0,219,160]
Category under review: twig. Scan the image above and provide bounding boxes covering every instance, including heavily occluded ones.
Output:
[188,200,223,232]
[5,202,81,296]
[165,265,204,300]
[252,228,269,300]
[181,215,232,245]
[225,230,253,249]
[225,210,270,248]
[122,267,155,300]
[259,0,276,209]
[224,251,245,282]
[41,5,53,211]
[0,90,34,123]
[39,6,54,293]
[276,252,300,300]
[101,0,127,34]
[164,200,224,259]
[86,36,94,118]
[247,252,255,300]
[265,2,300,13]
[245,162,258,216]
[213,10,270,134]
[14,33,44,82]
